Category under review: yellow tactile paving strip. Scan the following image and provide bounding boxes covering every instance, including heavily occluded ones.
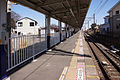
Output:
[86,76,100,79]
[85,65,96,67]
[59,32,100,80]
[64,33,81,80]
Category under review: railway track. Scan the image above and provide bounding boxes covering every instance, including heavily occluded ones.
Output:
[84,33,120,80]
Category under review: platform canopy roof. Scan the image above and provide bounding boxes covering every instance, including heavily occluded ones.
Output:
[11,0,91,28]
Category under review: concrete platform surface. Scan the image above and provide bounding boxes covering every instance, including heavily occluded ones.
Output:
[10,32,79,80]
[9,31,100,80]
[64,31,100,80]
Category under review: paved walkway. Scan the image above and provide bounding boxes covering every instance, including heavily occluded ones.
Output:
[10,31,99,80]
[64,31,99,80]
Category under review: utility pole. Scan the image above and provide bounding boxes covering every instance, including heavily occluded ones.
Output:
[88,21,89,29]
[93,13,95,24]
[92,13,96,34]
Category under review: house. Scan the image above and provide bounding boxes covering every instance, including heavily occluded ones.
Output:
[41,25,59,35]
[15,17,40,35]
[100,16,110,34]
[108,1,120,36]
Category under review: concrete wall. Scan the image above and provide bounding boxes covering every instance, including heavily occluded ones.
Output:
[15,18,40,35]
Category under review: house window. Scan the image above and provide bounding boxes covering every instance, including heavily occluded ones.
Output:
[30,22,34,26]
[18,22,23,27]
[18,32,21,35]
[15,31,17,33]
[116,10,119,15]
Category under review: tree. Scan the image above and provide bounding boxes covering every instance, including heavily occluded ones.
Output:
[11,11,21,29]
[11,11,21,22]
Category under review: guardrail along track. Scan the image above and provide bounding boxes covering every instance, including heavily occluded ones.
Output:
[84,33,120,80]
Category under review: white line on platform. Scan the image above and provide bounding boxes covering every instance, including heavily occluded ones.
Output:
[59,67,68,80]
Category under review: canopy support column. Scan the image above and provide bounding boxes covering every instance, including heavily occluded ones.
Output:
[45,15,51,49]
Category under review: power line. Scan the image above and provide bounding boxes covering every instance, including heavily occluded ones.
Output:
[96,0,109,15]
[94,0,103,13]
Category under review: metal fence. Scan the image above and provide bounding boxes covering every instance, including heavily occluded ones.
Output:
[7,31,73,71]
[62,31,66,41]
[50,32,60,47]
[7,35,47,71]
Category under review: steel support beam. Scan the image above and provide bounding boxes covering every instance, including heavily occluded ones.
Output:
[0,0,8,79]
[58,21,62,42]
[45,15,51,49]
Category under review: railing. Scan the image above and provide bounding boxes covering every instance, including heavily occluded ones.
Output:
[62,31,66,41]
[7,35,47,71]
[50,32,60,47]
[7,31,73,72]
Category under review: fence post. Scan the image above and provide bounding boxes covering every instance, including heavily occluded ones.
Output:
[32,35,35,60]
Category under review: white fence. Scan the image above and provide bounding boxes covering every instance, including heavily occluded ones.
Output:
[50,32,60,47]
[7,35,47,71]
[7,31,73,71]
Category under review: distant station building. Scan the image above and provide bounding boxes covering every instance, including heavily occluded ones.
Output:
[15,17,40,35]
[108,1,120,36]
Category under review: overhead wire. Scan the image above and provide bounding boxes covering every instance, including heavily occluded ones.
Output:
[84,0,103,24]
[95,0,109,15]
[84,0,108,28]
[94,0,104,13]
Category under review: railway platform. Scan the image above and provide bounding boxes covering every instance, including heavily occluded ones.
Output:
[9,31,99,80]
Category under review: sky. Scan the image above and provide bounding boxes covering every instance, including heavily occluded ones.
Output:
[84,0,120,29]
[11,4,59,27]
[11,0,120,28]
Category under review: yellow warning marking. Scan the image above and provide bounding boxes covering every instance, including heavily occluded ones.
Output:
[0,39,1,43]
[86,65,96,67]
[65,67,77,80]
[59,67,68,80]
[87,76,100,79]
[64,32,81,80]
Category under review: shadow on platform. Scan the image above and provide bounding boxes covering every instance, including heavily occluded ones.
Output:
[46,48,92,58]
